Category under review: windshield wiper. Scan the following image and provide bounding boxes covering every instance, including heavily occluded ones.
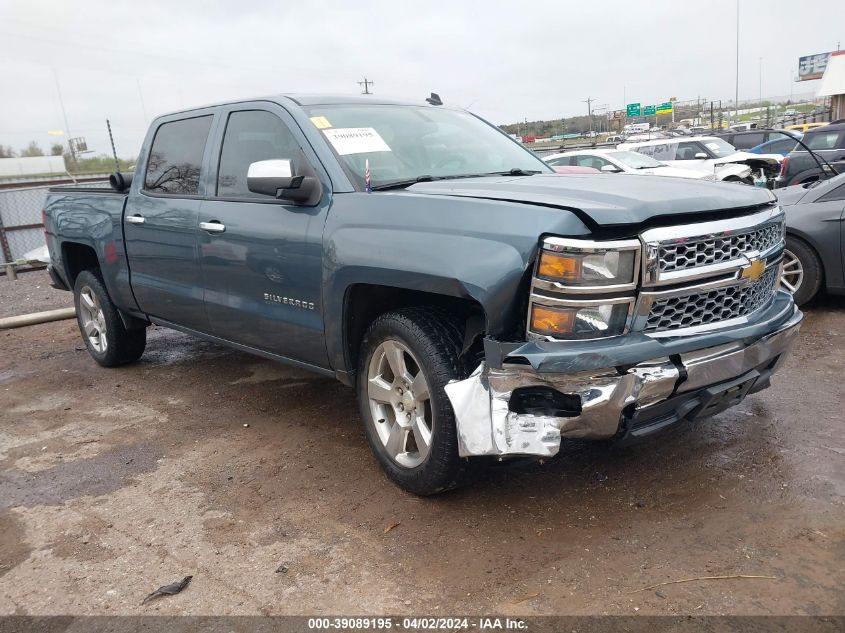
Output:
[370,168,540,191]
[483,168,543,176]
[370,175,435,191]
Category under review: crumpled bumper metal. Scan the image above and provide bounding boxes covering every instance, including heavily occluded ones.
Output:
[445,306,802,458]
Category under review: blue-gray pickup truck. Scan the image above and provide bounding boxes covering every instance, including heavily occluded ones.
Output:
[44,94,802,495]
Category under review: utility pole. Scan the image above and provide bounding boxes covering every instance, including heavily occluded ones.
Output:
[759,57,763,116]
[583,96,594,134]
[107,119,119,173]
[358,77,374,95]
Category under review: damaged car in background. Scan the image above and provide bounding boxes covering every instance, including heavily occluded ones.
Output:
[619,136,784,186]
[43,94,801,495]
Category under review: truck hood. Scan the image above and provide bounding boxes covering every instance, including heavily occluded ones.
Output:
[405,174,775,227]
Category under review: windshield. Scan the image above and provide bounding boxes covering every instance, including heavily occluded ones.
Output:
[700,138,737,157]
[608,150,662,169]
[303,104,551,188]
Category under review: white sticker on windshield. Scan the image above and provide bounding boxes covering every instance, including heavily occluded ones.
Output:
[705,143,720,151]
[322,127,392,155]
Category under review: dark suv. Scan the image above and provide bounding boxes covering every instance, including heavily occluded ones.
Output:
[776,121,845,187]
[716,129,794,151]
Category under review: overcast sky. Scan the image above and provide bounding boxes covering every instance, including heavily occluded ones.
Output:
[1,0,842,158]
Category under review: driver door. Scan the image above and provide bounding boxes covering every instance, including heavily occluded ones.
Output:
[199,105,332,368]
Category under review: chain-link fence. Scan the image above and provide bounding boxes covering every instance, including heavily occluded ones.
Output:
[0,179,108,264]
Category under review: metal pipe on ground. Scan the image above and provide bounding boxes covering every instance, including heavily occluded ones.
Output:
[0,307,76,329]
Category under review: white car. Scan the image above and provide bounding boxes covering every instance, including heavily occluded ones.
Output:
[544,149,717,180]
[618,136,784,183]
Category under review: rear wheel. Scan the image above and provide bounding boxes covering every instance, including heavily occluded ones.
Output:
[73,270,146,367]
[357,307,469,495]
[781,237,823,306]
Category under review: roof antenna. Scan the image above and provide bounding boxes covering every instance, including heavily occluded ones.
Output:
[426,92,443,106]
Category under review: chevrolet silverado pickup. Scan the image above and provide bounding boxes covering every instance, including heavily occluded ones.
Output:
[44,94,802,495]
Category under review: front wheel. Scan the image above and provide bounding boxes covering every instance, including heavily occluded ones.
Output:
[73,270,146,367]
[357,307,469,495]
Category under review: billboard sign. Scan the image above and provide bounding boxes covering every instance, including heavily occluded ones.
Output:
[798,52,832,81]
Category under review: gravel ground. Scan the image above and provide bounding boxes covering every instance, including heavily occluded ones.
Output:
[0,269,72,318]
[0,293,843,617]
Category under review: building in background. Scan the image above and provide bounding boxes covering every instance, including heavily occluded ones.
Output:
[0,155,66,178]
[818,51,845,120]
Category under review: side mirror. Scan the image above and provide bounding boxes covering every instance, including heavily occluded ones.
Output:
[600,164,621,173]
[694,152,709,159]
[247,159,321,205]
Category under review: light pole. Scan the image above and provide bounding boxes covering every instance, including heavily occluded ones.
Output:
[734,0,740,125]
[759,57,763,115]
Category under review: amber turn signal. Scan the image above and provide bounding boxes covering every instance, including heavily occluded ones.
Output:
[530,305,576,337]
[537,251,581,282]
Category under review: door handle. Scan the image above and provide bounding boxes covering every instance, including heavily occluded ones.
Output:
[200,221,226,233]
[126,214,145,225]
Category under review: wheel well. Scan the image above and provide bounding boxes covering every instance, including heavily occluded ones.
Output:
[344,284,486,378]
[62,242,100,285]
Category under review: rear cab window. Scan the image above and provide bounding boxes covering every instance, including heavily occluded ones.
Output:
[144,116,213,195]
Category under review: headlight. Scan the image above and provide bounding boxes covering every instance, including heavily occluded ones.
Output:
[529,300,632,339]
[537,237,640,289]
[528,237,641,341]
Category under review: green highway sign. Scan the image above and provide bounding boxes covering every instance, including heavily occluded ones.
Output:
[656,101,673,114]
[643,105,656,116]
[626,103,641,117]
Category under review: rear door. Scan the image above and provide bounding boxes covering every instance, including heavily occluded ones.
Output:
[198,104,332,367]
[124,112,215,330]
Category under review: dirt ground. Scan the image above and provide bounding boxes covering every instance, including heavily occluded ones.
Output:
[0,271,843,616]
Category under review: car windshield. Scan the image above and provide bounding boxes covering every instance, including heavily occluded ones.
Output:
[700,138,737,157]
[303,104,551,188]
[608,150,662,169]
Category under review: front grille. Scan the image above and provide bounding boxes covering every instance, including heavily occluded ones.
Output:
[658,223,784,273]
[644,266,778,332]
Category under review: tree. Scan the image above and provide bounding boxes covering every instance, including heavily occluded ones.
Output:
[0,144,15,158]
[20,141,45,157]
[50,143,65,156]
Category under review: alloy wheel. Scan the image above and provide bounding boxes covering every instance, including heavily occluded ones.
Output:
[366,339,433,469]
[780,249,804,295]
[78,286,108,353]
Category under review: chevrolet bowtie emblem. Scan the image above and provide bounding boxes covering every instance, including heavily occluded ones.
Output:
[740,258,765,282]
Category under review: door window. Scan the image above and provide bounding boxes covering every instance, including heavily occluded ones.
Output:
[217,110,305,199]
[732,133,765,150]
[547,156,573,166]
[673,142,705,160]
[574,155,611,170]
[805,132,842,151]
[651,144,676,161]
[144,116,213,195]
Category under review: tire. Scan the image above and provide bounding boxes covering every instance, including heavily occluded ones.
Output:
[356,307,469,495]
[782,236,823,306]
[73,269,146,367]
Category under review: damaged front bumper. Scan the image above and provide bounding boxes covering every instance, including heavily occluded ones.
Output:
[445,293,802,458]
